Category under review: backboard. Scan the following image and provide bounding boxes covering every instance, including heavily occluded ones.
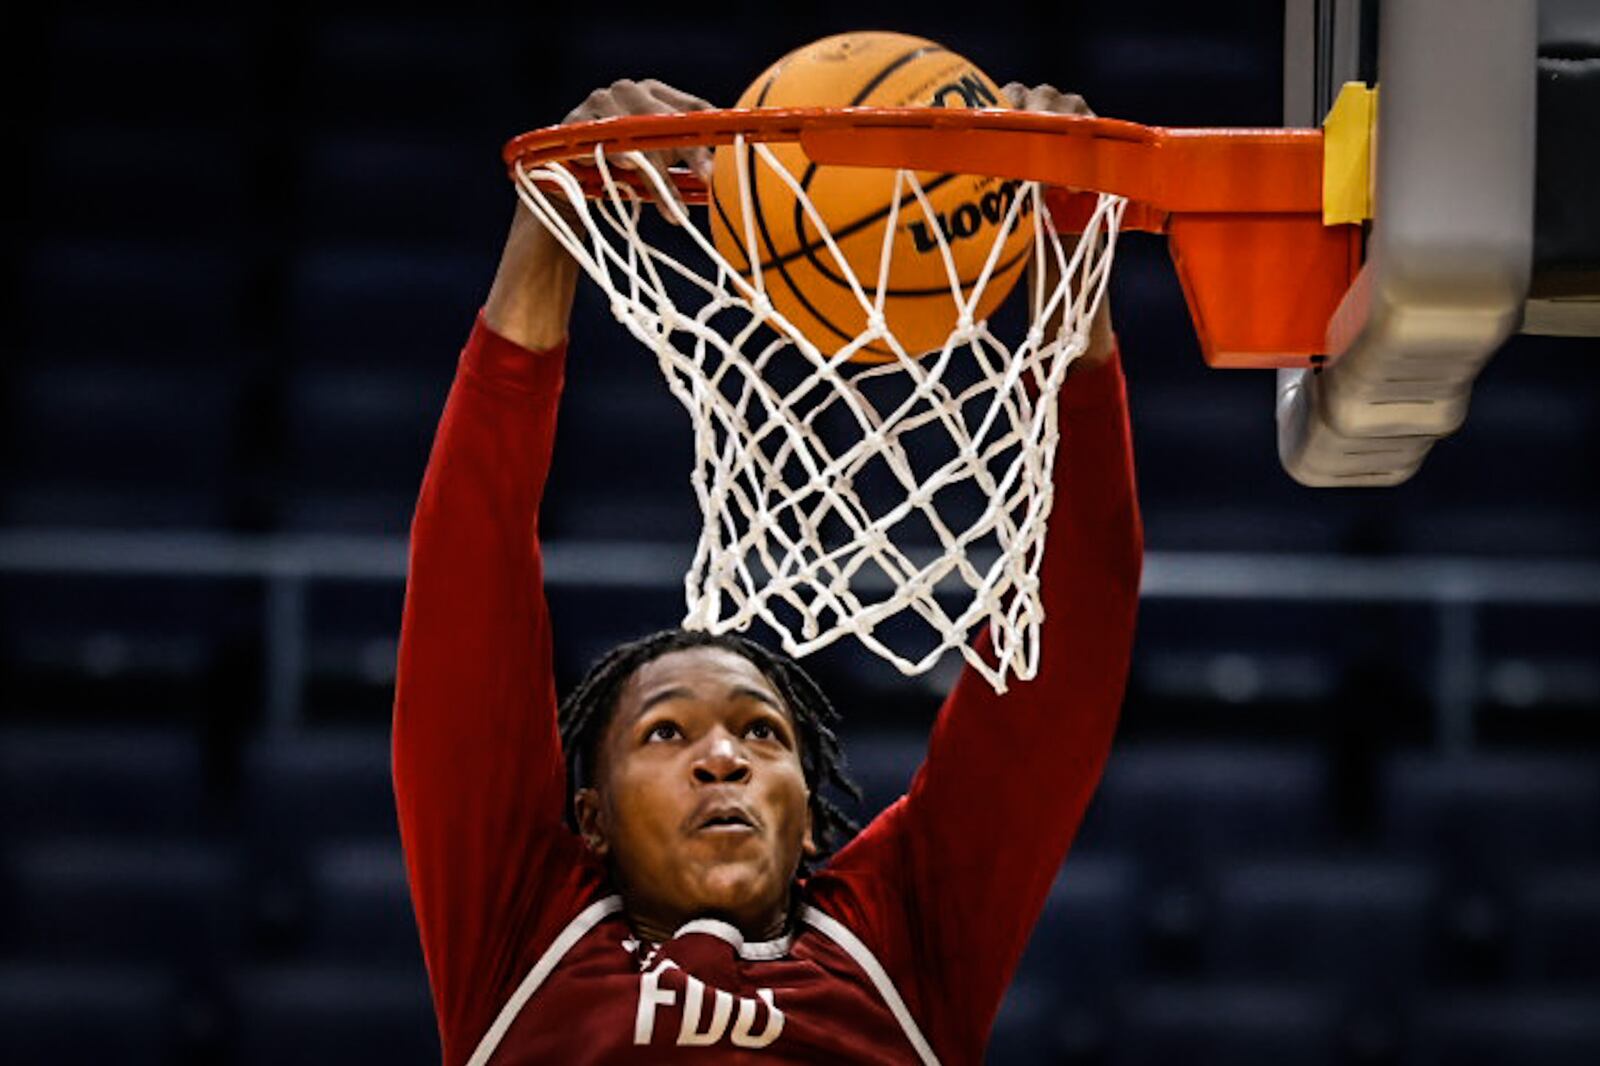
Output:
[1276,0,1600,486]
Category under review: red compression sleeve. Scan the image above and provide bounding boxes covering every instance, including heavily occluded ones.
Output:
[392,315,594,1065]
[815,349,1143,1063]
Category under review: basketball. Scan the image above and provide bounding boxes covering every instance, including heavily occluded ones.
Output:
[708,31,1033,362]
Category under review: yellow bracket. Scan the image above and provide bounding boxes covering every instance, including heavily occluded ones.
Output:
[1323,81,1377,225]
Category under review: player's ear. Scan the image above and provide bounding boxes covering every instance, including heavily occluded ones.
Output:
[574,787,610,856]
[801,803,818,859]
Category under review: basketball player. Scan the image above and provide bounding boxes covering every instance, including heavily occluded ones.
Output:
[394,78,1140,1064]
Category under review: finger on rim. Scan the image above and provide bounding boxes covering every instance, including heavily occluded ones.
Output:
[643,79,715,183]
[610,80,703,223]
[550,79,718,226]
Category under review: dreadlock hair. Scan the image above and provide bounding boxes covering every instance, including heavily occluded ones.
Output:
[557,628,862,874]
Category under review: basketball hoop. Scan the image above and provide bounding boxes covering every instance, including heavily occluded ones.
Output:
[503,108,1354,690]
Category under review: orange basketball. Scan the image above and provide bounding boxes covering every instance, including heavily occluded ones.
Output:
[709,32,1033,362]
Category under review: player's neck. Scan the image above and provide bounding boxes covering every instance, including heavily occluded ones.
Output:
[626,901,792,946]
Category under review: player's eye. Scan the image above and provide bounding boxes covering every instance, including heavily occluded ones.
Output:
[745,719,780,742]
[645,722,681,743]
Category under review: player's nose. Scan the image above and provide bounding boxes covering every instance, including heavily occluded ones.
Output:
[692,730,750,784]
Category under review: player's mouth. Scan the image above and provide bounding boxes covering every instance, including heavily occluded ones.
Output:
[690,802,759,835]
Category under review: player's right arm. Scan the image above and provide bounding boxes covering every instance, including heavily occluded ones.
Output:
[392,218,585,1063]
[484,76,713,351]
[394,80,716,1065]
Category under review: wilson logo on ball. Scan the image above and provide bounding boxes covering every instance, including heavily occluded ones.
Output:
[708,31,1033,359]
[930,74,999,109]
[907,179,1034,254]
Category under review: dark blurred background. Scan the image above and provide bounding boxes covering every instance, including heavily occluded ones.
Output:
[1,2,1597,1064]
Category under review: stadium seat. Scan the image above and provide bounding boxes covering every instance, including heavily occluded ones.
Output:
[0,728,209,838]
[560,22,760,108]
[1113,981,1341,1066]
[1410,993,1600,1066]
[243,730,398,852]
[540,416,700,542]
[274,489,418,536]
[1140,502,1364,554]
[1016,855,1143,1009]
[1072,744,1333,953]
[30,125,250,242]
[42,13,255,127]
[296,132,502,246]
[231,963,437,1066]
[292,584,410,706]
[1380,753,1600,888]
[1401,383,1594,511]
[277,363,447,533]
[0,576,245,701]
[2,839,242,967]
[837,730,926,818]
[1381,753,1600,969]
[285,245,483,367]
[18,239,246,356]
[1133,386,1289,506]
[3,360,241,528]
[526,302,703,541]
[1509,865,1600,984]
[244,729,398,953]
[302,15,521,135]
[1393,506,1600,559]
[1206,857,1436,1001]
[305,841,421,965]
[988,977,1104,1065]
[0,963,177,1065]
[1084,744,1332,882]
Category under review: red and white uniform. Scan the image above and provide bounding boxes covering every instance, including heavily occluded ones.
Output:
[393,316,1142,1065]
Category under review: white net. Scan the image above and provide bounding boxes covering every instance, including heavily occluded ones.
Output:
[512,137,1125,691]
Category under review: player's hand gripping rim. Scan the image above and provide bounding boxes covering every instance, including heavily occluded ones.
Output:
[559,78,715,226]
[1001,82,1116,370]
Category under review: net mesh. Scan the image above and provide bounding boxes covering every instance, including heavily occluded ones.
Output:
[512,138,1124,691]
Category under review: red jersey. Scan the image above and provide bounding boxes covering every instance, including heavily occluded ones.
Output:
[393,316,1142,1065]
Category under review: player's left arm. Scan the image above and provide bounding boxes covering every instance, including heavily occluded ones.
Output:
[904,327,1138,1055]
[816,82,1141,1058]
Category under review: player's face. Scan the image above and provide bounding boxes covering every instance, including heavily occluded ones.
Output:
[578,647,816,939]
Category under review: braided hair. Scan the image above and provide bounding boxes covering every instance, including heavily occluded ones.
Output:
[557,629,861,872]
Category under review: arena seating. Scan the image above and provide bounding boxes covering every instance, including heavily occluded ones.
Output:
[1112,981,1343,1066]
[1509,865,1600,984]
[3,839,243,968]
[231,963,437,1066]
[835,729,926,816]
[303,842,418,964]
[242,731,398,851]
[0,728,211,839]
[1078,744,1333,880]
[1409,993,1600,1066]
[0,964,180,1065]
[1206,857,1436,1000]
[0,726,1596,1063]
[1015,855,1144,1009]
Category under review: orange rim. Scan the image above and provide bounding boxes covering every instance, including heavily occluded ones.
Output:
[503,107,1324,222]
[503,107,1359,370]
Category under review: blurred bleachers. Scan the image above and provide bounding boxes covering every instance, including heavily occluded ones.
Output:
[2,3,1598,1065]
[2,723,1597,1063]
